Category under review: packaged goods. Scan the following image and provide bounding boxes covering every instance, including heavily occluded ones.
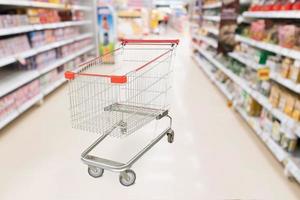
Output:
[278,25,299,49]
[284,93,296,116]
[269,85,280,107]
[272,120,282,142]
[281,58,292,78]
[292,100,300,121]
[246,96,262,116]
[289,60,300,83]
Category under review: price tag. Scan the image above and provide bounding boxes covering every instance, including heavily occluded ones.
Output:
[257,67,270,81]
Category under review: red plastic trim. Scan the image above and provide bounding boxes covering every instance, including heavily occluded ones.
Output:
[121,39,179,45]
[65,71,75,80]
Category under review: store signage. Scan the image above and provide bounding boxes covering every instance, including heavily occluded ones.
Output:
[97,5,116,63]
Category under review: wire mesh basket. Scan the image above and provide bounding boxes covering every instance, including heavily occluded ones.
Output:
[65,39,178,138]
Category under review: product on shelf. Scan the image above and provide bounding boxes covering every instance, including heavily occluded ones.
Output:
[0,35,31,57]
[0,80,40,121]
[28,27,80,48]
[0,14,29,28]
[249,1,300,11]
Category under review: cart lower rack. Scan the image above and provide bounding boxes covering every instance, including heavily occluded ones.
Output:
[65,39,179,186]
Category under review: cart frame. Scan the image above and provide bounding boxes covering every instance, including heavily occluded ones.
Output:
[65,39,179,186]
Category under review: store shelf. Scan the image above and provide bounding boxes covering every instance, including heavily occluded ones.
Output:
[0,0,91,11]
[42,77,65,96]
[192,54,233,100]
[235,106,288,162]
[236,35,300,61]
[236,106,300,183]
[194,48,300,182]
[0,32,93,68]
[229,52,300,94]
[0,45,94,130]
[193,35,218,48]
[197,47,300,138]
[0,94,43,130]
[243,11,300,19]
[0,45,94,98]
[204,27,219,35]
[203,2,222,9]
[0,70,40,99]
[0,20,91,37]
[228,52,263,70]
[203,15,221,22]
[270,73,300,94]
[287,157,300,183]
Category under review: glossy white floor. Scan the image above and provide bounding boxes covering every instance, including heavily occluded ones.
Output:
[1,31,300,200]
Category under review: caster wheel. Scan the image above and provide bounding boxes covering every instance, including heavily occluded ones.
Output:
[167,130,174,143]
[119,169,136,186]
[88,166,104,178]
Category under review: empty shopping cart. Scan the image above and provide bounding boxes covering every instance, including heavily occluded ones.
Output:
[64,39,179,186]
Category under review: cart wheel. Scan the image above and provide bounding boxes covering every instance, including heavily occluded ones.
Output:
[167,131,174,143]
[88,166,104,178]
[119,169,136,186]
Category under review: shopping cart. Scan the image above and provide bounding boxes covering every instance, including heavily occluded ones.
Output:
[64,39,179,186]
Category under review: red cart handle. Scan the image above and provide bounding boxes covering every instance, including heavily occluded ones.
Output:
[121,39,179,45]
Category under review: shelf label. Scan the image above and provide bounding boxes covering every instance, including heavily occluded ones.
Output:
[257,67,270,81]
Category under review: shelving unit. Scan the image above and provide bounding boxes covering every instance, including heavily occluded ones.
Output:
[243,11,300,19]
[236,35,300,61]
[203,15,220,22]
[0,1,95,129]
[193,47,300,183]
[204,27,219,35]
[229,52,300,94]
[202,2,222,9]
[191,0,300,178]
[0,0,91,11]
[0,20,91,37]
[193,34,218,48]
[0,33,93,69]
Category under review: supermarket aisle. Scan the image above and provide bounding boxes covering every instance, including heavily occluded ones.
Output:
[1,31,300,200]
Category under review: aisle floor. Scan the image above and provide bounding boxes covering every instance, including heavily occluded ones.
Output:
[1,31,300,200]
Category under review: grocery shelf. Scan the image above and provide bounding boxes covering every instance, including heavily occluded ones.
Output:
[287,157,300,183]
[0,70,40,99]
[204,27,219,35]
[193,35,218,48]
[0,45,94,130]
[229,52,300,94]
[270,73,300,94]
[194,49,300,183]
[0,0,92,11]
[235,106,288,162]
[236,106,300,183]
[228,52,263,70]
[0,20,92,37]
[243,11,300,19]
[236,35,300,61]
[42,77,65,96]
[0,94,43,130]
[203,2,222,9]
[197,47,300,138]
[192,54,233,100]
[0,45,94,98]
[203,15,221,22]
[0,32,93,68]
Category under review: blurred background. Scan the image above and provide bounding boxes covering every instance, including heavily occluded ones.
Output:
[1,0,300,199]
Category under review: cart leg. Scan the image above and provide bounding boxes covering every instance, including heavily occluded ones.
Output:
[124,114,174,168]
[81,133,109,158]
